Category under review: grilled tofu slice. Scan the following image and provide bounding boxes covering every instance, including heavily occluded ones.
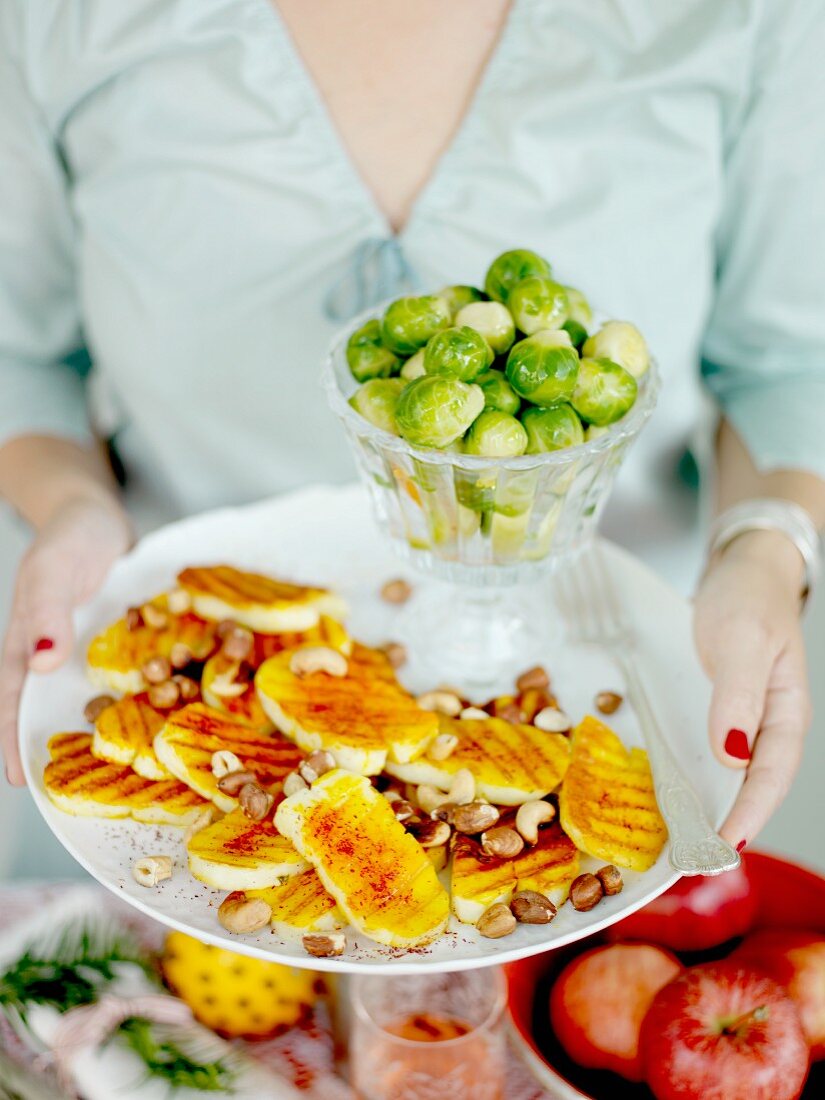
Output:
[153,703,303,812]
[91,695,170,780]
[275,769,450,948]
[247,870,344,935]
[86,594,216,695]
[513,819,580,905]
[559,716,667,871]
[385,717,570,804]
[177,565,347,634]
[45,733,206,826]
[450,834,517,925]
[256,644,439,776]
[187,808,308,890]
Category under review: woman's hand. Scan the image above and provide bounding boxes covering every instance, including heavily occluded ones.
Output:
[694,529,812,850]
[0,494,132,785]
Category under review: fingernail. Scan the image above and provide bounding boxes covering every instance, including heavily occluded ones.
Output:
[724,728,751,761]
[33,637,54,653]
[736,839,747,853]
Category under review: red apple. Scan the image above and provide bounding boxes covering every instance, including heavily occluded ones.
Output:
[607,861,758,952]
[549,942,682,1080]
[732,928,825,1059]
[640,961,810,1100]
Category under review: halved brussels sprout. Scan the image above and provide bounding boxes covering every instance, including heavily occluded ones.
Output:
[508,276,569,335]
[439,284,485,318]
[381,295,451,356]
[348,378,405,434]
[400,349,426,380]
[464,409,528,457]
[571,357,637,426]
[346,318,401,382]
[582,321,650,378]
[477,369,521,416]
[561,319,588,350]
[564,286,592,327]
[505,330,580,407]
[484,249,552,304]
[521,404,585,453]
[454,301,516,355]
[395,376,485,449]
[423,325,492,382]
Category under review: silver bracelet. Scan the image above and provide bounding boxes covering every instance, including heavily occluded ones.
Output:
[709,499,822,602]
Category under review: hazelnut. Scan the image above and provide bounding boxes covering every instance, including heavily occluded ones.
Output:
[217,769,258,796]
[416,690,463,717]
[534,707,572,734]
[218,891,272,934]
[216,618,240,639]
[125,606,143,632]
[289,646,348,678]
[511,890,557,925]
[141,603,169,630]
[452,801,500,835]
[172,674,199,701]
[480,826,524,859]
[84,694,116,724]
[380,578,413,605]
[167,587,192,615]
[595,864,624,896]
[169,642,192,670]
[211,750,243,779]
[142,655,172,684]
[392,799,416,823]
[515,800,556,845]
[302,931,346,958]
[299,750,336,785]
[147,679,180,709]
[595,691,623,715]
[569,873,604,912]
[382,641,408,669]
[428,732,459,761]
[516,665,550,693]
[132,855,172,888]
[476,902,517,939]
[238,781,274,822]
[221,626,254,662]
[407,819,451,848]
[498,702,523,724]
[282,771,309,797]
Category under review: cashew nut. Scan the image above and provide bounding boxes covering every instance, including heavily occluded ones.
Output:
[283,770,309,797]
[534,707,572,733]
[289,646,348,678]
[515,799,556,845]
[416,768,475,814]
[132,855,173,887]
[460,706,488,720]
[416,690,463,717]
[428,732,459,761]
[183,806,216,845]
[211,750,243,779]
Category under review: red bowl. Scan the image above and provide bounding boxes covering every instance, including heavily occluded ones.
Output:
[506,852,825,1099]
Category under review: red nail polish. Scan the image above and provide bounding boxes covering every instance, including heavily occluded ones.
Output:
[33,637,54,653]
[736,840,747,853]
[724,728,751,760]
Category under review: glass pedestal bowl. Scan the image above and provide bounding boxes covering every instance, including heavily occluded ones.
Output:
[322,304,660,694]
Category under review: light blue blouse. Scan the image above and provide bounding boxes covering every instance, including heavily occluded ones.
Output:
[1,0,824,566]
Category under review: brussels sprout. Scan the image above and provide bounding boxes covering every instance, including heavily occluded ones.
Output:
[521,404,585,454]
[561,319,588,350]
[585,424,611,442]
[439,284,485,317]
[505,330,580,407]
[464,410,528,458]
[484,249,552,303]
[346,318,401,382]
[381,295,451,356]
[348,378,405,434]
[400,349,426,380]
[423,326,492,382]
[454,301,516,355]
[563,286,592,327]
[582,320,650,378]
[508,276,569,335]
[395,375,485,449]
[477,369,521,416]
[571,357,637,426]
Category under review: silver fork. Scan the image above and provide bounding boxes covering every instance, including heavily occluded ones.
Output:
[555,542,740,876]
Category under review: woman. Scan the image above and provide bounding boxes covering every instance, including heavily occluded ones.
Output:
[1,0,823,855]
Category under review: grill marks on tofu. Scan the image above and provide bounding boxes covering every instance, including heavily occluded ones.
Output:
[256,644,439,775]
[92,695,169,779]
[247,870,344,934]
[45,733,206,825]
[153,703,303,812]
[187,808,307,889]
[559,716,667,872]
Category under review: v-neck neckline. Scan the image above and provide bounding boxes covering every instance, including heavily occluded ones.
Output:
[256,0,526,243]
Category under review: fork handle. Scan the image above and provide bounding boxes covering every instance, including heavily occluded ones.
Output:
[618,656,741,877]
